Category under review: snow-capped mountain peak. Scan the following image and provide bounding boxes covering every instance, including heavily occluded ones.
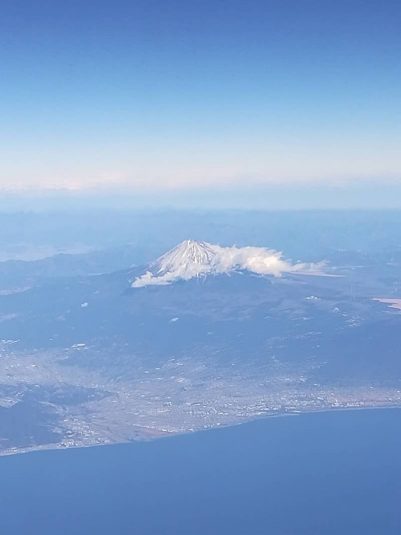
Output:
[132,240,324,288]
[154,240,219,276]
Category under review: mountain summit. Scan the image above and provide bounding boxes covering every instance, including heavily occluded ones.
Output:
[155,240,219,276]
[132,240,323,288]
[132,240,220,287]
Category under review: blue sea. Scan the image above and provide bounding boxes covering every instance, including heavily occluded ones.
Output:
[1,409,400,535]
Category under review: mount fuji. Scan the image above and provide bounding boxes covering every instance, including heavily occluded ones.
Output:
[132,239,322,287]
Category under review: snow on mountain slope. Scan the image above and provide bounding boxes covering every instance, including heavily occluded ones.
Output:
[154,240,219,277]
[132,240,323,287]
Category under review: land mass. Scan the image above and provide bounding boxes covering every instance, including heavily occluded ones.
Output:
[1,242,401,456]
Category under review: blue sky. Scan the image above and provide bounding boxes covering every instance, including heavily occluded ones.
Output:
[1,0,400,206]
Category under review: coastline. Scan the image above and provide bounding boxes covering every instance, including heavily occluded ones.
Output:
[1,402,400,460]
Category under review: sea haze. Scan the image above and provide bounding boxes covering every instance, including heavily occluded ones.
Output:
[0,409,400,535]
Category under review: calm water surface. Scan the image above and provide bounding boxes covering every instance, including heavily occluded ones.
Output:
[0,409,400,535]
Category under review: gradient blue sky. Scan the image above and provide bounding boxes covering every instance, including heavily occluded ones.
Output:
[1,0,400,205]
